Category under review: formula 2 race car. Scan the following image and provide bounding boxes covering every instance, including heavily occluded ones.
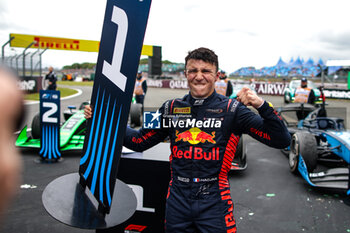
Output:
[16,105,87,151]
[16,100,143,152]
[277,100,350,195]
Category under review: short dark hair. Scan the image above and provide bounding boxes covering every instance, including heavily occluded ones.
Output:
[185,47,219,72]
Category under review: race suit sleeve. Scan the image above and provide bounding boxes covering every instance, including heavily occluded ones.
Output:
[123,105,169,152]
[235,101,291,149]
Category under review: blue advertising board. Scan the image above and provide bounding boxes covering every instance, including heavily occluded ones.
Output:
[79,0,152,213]
[39,90,61,160]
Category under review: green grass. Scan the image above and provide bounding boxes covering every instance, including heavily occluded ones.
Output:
[24,87,79,101]
[24,81,94,101]
[57,81,94,86]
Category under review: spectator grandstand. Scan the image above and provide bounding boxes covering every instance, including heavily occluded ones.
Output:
[232,57,327,78]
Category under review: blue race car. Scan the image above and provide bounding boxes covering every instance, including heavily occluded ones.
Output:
[278,94,349,195]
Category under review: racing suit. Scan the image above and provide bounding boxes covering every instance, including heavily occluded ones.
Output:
[123,91,291,233]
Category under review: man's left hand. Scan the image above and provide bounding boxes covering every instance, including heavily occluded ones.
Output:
[236,87,263,109]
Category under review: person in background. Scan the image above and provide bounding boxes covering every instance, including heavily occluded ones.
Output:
[45,66,57,90]
[294,77,315,105]
[294,77,316,119]
[215,70,233,97]
[0,66,22,217]
[133,71,147,111]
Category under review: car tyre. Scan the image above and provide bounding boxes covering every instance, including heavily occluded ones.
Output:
[236,137,243,157]
[130,103,142,127]
[289,131,317,174]
[284,92,293,104]
[229,136,247,171]
[31,113,41,139]
[235,137,246,163]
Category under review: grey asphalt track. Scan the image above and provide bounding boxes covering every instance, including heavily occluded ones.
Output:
[3,85,350,233]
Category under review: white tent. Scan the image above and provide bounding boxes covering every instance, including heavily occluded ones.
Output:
[326,60,350,67]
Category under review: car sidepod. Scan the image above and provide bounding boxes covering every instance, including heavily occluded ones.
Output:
[59,110,86,151]
[323,131,350,164]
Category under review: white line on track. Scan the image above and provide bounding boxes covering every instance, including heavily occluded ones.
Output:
[24,88,83,105]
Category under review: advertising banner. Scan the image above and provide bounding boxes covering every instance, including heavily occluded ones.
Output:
[10,33,153,55]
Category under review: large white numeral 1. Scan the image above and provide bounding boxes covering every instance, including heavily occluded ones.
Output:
[42,102,58,123]
[102,6,128,92]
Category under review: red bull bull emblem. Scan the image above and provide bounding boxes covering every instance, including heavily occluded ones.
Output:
[175,127,216,144]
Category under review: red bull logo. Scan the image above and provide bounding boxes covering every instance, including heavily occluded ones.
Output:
[172,146,219,161]
[175,127,216,144]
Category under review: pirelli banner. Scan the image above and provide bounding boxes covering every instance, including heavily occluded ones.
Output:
[9,33,154,55]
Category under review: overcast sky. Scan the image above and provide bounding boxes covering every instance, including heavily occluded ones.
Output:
[1,0,350,73]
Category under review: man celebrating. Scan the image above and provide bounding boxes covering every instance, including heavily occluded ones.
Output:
[85,47,290,232]
[215,70,233,97]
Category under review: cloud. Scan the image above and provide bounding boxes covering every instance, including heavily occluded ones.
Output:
[2,0,350,72]
[316,30,350,51]
[216,28,258,37]
[0,0,8,13]
[183,4,200,12]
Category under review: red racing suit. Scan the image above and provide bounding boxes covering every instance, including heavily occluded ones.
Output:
[123,91,290,233]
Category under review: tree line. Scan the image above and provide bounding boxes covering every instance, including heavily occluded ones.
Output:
[62,59,179,69]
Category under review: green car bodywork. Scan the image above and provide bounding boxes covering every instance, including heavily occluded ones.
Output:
[229,83,256,99]
[16,110,86,151]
